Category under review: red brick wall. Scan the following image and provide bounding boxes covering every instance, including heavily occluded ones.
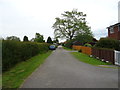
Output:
[108,25,120,40]
[118,28,120,40]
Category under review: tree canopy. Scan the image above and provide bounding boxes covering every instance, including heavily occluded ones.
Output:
[34,33,45,43]
[23,36,29,42]
[6,36,20,41]
[74,34,93,44]
[47,36,53,44]
[53,9,93,40]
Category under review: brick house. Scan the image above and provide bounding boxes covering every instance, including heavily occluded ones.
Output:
[107,22,120,40]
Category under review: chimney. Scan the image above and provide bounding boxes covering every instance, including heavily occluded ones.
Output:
[118,1,120,22]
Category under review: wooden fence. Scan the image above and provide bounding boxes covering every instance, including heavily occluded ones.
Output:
[72,45,92,55]
[72,45,82,50]
[72,45,115,64]
[92,48,114,64]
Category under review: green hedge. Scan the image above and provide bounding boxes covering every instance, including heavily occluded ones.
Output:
[94,38,120,51]
[2,40,50,71]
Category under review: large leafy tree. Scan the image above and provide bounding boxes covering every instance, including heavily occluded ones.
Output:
[47,36,53,44]
[53,9,93,40]
[34,33,45,43]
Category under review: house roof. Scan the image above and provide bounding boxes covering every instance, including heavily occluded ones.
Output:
[107,22,120,28]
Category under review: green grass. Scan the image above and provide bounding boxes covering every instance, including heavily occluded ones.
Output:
[71,52,112,66]
[2,51,52,88]
[63,47,73,51]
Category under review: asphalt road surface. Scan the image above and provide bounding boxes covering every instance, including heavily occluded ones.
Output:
[21,46,118,88]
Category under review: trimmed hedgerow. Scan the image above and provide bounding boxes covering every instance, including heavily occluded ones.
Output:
[94,38,120,51]
[2,40,50,71]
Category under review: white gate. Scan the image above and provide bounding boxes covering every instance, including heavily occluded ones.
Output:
[115,50,120,66]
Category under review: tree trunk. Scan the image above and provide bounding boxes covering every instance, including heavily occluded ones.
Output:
[70,36,73,40]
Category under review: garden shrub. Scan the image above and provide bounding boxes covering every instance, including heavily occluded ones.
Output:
[84,43,92,47]
[94,38,120,51]
[2,40,50,71]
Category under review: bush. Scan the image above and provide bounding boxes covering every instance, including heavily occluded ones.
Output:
[84,43,92,47]
[2,40,50,71]
[94,38,120,51]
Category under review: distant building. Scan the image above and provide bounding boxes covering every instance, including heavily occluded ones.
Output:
[107,23,120,40]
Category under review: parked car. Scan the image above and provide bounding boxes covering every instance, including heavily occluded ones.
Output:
[49,45,56,50]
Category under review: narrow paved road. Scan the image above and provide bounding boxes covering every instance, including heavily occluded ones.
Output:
[21,47,118,88]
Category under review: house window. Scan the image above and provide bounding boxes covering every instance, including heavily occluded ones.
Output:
[110,27,114,34]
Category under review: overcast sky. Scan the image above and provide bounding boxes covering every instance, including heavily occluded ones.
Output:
[0,0,119,41]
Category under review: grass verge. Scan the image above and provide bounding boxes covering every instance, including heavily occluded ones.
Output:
[71,52,112,66]
[2,51,52,88]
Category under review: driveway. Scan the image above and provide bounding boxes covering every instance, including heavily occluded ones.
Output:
[21,47,118,88]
